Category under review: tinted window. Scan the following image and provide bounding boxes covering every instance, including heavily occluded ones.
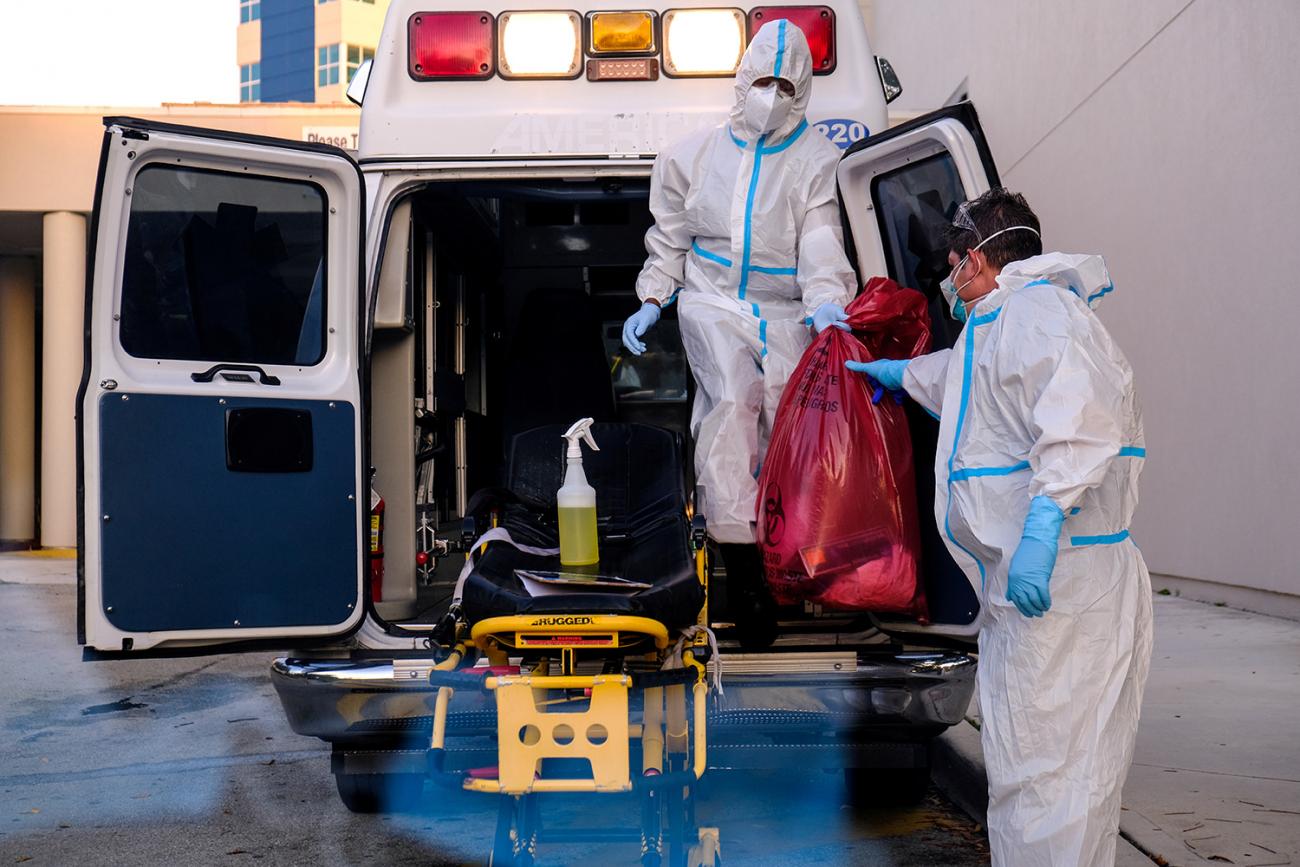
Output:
[871,152,965,348]
[120,165,328,365]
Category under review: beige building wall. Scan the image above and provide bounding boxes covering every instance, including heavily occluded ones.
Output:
[237,18,261,68]
[0,258,37,543]
[315,0,391,104]
[0,104,364,547]
[868,0,1300,610]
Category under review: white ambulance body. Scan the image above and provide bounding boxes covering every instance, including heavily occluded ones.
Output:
[79,0,1001,813]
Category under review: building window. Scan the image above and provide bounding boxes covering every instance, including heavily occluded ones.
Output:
[318,44,341,87]
[239,0,260,23]
[240,63,261,102]
[346,45,375,82]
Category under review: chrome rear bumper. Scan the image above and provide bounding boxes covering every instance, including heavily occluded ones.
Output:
[270,649,976,745]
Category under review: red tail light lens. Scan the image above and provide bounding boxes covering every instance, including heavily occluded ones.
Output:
[408,12,496,80]
[748,6,836,74]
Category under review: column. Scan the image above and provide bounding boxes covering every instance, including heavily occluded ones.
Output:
[40,211,86,549]
[0,257,37,544]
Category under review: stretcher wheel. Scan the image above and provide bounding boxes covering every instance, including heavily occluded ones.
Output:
[333,771,423,814]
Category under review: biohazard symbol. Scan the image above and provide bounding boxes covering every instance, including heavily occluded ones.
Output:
[763,483,785,546]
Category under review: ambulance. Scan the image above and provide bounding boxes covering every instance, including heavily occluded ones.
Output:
[79,0,1003,861]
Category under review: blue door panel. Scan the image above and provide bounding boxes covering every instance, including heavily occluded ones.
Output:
[99,393,359,633]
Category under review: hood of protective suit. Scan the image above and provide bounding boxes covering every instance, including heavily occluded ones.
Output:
[729,19,814,143]
[997,252,1114,310]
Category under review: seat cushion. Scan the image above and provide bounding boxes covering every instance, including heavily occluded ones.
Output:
[460,422,702,630]
[460,521,703,630]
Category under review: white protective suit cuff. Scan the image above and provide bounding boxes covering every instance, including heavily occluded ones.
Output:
[636,283,677,306]
[901,349,951,418]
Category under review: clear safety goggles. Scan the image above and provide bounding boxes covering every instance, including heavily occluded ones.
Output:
[947,221,1042,286]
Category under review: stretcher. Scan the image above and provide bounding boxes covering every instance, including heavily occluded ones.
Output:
[426,423,720,867]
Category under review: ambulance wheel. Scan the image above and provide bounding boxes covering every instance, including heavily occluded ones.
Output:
[334,771,424,813]
[844,765,930,807]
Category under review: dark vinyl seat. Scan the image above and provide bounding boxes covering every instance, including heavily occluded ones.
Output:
[460,423,703,631]
[500,288,617,449]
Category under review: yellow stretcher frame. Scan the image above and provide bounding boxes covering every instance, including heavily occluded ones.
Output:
[431,526,712,798]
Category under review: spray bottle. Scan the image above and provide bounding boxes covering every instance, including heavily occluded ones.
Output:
[558,418,600,567]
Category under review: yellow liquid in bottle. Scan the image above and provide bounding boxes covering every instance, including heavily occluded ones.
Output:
[558,505,599,566]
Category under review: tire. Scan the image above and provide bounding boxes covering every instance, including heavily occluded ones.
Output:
[844,765,931,807]
[334,772,425,814]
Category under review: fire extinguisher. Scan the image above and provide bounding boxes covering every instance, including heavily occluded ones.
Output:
[369,472,385,604]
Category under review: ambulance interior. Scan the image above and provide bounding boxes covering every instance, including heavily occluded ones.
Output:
[370,171,980,640]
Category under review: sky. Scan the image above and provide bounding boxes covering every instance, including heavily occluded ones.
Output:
[0,0,238,106]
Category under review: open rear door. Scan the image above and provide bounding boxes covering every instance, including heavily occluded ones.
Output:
[79,118,366,653]
[836,102,999,645]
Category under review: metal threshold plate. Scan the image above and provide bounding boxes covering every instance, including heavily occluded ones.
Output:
[714,651,858,676]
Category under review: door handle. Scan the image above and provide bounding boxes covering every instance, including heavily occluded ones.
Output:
[190,363,281,386]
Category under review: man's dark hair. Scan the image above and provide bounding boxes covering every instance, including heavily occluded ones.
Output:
[943,187,1042,269]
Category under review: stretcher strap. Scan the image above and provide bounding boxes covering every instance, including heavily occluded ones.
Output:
[662,624,723,696]
[627,668,700,690]
[451,526,561,609]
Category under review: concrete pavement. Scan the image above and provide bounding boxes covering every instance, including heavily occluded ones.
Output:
[0,555,991,866]
[933,593,1300,867]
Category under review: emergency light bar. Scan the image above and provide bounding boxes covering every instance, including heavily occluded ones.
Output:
[661,8,746,77]
[409,12,496,80]
[499,11,583,78]
[587,11,657,55]
[406,5,836,82]
[749,6,835,73]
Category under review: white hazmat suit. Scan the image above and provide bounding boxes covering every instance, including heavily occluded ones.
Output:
[902,253,1154,866]
[633,20,856,543]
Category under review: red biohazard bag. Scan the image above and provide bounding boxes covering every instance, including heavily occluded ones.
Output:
[757,277,931,614]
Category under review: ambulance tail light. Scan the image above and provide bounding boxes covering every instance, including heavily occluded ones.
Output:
[498,11,583,79]
[408,11,496,80]
[748,6,836,74]
[662,8,746,77]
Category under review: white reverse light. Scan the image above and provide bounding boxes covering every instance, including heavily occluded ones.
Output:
[663,8,746,77]
[499,11,582,78]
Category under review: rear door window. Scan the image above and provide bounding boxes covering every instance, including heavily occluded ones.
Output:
[119,165,328,366]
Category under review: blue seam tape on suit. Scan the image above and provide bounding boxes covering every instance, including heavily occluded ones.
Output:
[738,132,766,301]
[773,20,787,77]
[1118,446,1146,458]
[1088,284,1115,303]
[1071,529,1130,546]
[692,240,733,268]
[759,119,808,154]
[944,306,1002,586]
[949,461,1031,482]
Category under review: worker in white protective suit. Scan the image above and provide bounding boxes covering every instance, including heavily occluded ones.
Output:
[848,188,1154,866]
[622,19,856,646]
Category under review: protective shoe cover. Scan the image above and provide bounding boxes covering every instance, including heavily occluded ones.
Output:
[757,277,930,613]
[902,253,1154,866]
[634,19,855,543]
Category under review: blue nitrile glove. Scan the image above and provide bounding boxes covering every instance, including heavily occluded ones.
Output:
[621,301,661,356]
[1006,495,1065,618]
[811,302,851,333]
[845,358,910,403]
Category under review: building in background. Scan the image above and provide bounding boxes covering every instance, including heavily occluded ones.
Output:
[238,0,390,104]
[0,103,360,551]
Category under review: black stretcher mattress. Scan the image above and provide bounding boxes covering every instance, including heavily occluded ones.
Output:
[459,423,704,631]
